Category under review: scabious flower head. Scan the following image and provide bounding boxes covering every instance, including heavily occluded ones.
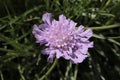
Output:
[32,13,93,64]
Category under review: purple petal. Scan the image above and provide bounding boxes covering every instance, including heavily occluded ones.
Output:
[80,29,93,38]
[47,50,55,62]
[79,45,88,54]
[41,48,50,55]
[32,25,42,35]
[87,42,94,48]
[76,43,88,54]
[56,50,63,58]
[63,51,71,60]
[34,35,42,42]
[71,49,88,64]
[33,25,46,44]
[42,13,52,25]
[71,53,87,64]
[77,25,84,33]
[38,24,49,30]
[59,14,66,23]
[47,55,54,63]
[69,20,76,30]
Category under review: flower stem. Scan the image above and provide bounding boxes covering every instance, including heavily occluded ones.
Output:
[90,24,120,30]
[0,71,4,80]
[39,59,58,80]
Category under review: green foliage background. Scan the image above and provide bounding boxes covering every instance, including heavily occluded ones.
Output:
[0,0,120,80]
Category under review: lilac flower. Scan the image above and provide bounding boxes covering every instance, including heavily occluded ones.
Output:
[32,13,93,64]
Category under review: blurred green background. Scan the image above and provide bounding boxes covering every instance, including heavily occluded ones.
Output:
[0,0,120,80]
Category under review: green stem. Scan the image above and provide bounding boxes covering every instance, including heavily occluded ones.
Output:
[39,59,58,80]
[108,36,120,39]
[102,0,111,10]
[108,39,120,46]
[93,34,120,46]
[18,65,26,80]
[0,71,4,80]
[72,65,78,80]
[64,62,72,80]
[90,24,120,30]
[0,48,14,52]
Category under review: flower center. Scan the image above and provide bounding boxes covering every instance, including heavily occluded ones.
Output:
[45,27,71,48]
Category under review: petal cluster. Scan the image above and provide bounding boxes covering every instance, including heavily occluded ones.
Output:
[32,13,93,64]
